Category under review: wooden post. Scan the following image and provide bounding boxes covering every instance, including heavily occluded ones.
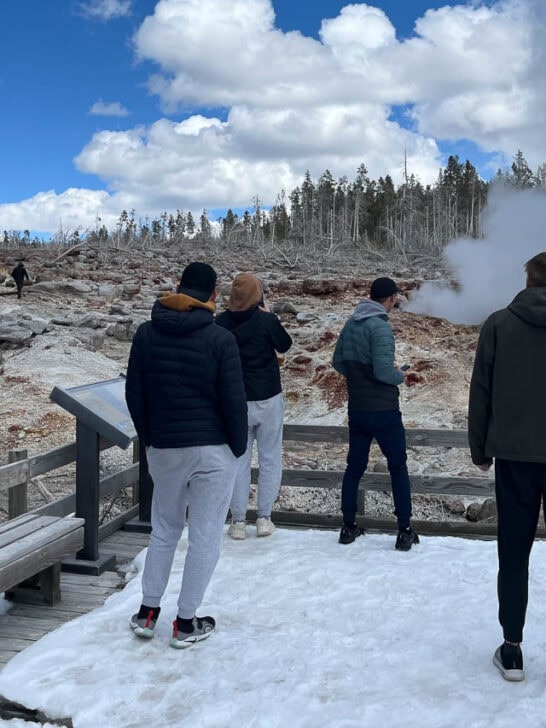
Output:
[75,421,100,561]
[138,441,154,524]
[62,420,115,574]
[357,485,366,519]
[8,448,28,519]
[131,439,140,506]
[122,438,153,533]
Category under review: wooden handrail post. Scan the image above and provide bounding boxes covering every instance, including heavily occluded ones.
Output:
[8,448,28,519]
[357,485,366,519]
[75,421,101,561]
[121,438,153,533]
[132,439,140,506]
[137,441,153,524]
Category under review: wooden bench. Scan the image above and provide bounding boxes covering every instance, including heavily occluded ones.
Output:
[0,513,85,605]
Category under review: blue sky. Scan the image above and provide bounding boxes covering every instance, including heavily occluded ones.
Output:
[0,0,542,234]
[275,0,456,38]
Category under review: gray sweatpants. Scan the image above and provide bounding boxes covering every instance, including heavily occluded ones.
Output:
[141,444,236,619]
[230,393,285,522]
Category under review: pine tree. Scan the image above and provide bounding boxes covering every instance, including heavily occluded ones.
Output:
[199,210,212,239]
[186,212,196,237]
[511,150,535,188]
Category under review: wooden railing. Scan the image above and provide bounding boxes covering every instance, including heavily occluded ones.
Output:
[1,425,539,541]
[277,425,490,497]
[0,438,140,541]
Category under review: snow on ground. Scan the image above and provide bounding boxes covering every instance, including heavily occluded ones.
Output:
[1,528,546,728]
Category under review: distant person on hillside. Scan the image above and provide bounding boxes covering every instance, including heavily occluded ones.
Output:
[125,262,247,649]
[11,261,30,299]
[216,273,292,539]
[468,251,546,682]
[332,277,418,550]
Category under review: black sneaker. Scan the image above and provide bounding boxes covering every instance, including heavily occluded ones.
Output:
[493,642,525,681]
[170,616,216,649]
[339,524,361,544]
[130,604,161,638]
[395,527,419,551]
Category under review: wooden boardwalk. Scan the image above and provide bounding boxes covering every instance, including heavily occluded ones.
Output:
[0,529,150,668]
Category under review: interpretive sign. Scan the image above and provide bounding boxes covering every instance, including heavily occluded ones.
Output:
[50,376,136,449]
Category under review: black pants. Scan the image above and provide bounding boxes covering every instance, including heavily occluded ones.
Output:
[341,409,412,529]
[16,281,23,299]
[495,459,546,642]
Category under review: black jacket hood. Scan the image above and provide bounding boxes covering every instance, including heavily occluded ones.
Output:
[508,287,546,328]
[215,308,292,401]
[151,298,214,336]
[217,309,261,344]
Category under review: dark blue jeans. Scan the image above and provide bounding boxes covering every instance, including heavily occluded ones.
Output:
[341,409,412,529]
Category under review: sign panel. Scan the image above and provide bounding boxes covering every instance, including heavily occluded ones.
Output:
[50,376,136,449]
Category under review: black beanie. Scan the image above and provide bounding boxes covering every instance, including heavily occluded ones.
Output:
[177,262,217,302]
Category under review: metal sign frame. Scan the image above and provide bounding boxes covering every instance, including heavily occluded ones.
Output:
[50,376,136,450]
[50,376,138,573]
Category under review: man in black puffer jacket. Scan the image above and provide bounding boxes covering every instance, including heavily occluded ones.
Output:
[469,251,546,682]
[216,273,292,539]
[126,262,247,649]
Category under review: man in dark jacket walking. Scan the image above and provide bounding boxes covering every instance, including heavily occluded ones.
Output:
[125,262,247,649]
[333,277,417,550]
[469,251,546,682]
[216,273,292,539]
[11,261,30,299]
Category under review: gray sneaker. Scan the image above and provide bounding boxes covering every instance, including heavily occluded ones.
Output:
[170,616,216,649]
[493,643,525,681]
[130,605,161,639]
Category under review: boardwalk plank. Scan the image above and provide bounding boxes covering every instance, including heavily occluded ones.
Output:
[0,618,66,638]
[60,573,122,588]
[9,603,98,620]
[60,584,118,597]
[0,530,151,669]
[1,637,38,651]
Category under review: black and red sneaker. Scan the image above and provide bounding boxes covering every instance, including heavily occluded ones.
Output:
[170,616,216,649]
[130,605,161,639]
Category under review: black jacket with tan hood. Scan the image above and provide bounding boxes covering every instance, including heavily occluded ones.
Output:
[125,292,247,456]
[215,273,292,401]
[468,286,546,465]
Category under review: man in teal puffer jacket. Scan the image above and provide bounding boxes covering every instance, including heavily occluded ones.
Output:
[333,277,418,550]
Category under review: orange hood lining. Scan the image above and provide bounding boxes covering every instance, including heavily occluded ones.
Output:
[159,292,216,313]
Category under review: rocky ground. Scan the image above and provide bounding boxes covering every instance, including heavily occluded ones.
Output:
[0,244,490,525]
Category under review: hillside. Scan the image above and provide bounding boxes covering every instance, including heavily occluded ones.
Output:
[0,245,484,522]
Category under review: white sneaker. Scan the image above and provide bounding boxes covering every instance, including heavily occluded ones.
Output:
[256,517,276,537]
[228,521,247,540]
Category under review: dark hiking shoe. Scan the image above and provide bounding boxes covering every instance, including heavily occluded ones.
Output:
[493,643,524,682]
[130,605,161,638]
[339,524,361,544]
[395,527,419,551]
[170,616,216,649]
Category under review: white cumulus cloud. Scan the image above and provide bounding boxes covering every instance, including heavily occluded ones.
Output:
[0,189,117,234]
[89,100,130,117]
[4,0,546,234]
[80,0,133,21]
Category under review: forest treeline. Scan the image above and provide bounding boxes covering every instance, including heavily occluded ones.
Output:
[3,150,545,259]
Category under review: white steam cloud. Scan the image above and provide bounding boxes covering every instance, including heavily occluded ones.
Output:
[405,187,546,325]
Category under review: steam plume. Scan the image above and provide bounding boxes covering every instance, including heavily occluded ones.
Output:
[405,186,546,324]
